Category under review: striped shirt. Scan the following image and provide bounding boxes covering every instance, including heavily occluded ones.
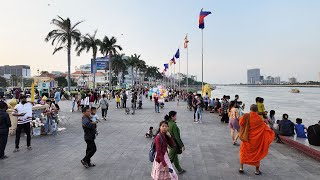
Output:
[14,103,33,124]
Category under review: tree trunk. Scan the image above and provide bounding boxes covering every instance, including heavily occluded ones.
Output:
[93,55,96,89]
[67,40,71,92]
[109,54,112,90]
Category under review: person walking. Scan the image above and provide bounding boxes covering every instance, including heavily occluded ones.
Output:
[228,101,240,145]
[238,104,274,175]
[151,121,178,180]
[154,95,160,113]
[0,101,11,159]
[195,95,204,123]
[165,111,186,174]
[97,94,109,120]
[131,92,137,115]
[122,91,127,108]
[192,95,198,123]
[81,107,97,168]
[12,95,33,152]
[54,89,61,104]
[203,93,209,111]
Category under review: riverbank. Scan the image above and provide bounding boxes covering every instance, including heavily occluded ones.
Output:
[0,99,319,179]
[222,84,320,88]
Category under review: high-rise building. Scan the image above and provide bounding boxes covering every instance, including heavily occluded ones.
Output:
[289,77,297,84]
[318,72,320,82]
[0,65,31,79]
[274,76,281,84]
[247,68,261,84]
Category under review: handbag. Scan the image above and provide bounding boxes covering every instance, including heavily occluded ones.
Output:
[173,138,183,154]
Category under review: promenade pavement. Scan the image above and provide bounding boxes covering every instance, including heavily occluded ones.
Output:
[0,98,319,180]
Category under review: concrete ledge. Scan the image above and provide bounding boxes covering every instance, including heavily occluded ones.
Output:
[279,135,320,161]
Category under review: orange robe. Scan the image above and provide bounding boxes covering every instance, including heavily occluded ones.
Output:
[239,112,274,166]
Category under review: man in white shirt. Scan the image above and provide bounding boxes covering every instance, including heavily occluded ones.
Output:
[13,96,33,152]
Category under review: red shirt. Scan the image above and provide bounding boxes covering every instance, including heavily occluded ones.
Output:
[154,97,159,104]
[89,95,94,102]
[155,133,175,167]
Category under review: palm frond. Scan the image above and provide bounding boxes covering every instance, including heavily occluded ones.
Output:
[52,46,64,55]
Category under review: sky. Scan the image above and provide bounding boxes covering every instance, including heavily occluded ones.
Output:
[0,0,320,84]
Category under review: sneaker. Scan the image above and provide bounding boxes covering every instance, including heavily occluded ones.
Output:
[88,163,96,167]
[0,155,9,159]
[13,148,19,152]
[81,160,89,168]
[27,146,32,150]
[178,169,186,174]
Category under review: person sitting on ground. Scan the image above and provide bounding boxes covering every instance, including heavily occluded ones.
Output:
[278,114,295,136]
[209,98,215,112]
[295,118,307,138]
[267,110,276,128]
[145,126,155,138]
[307,121,320,146]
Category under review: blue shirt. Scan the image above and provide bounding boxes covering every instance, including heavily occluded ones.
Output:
[54,92,60,101]
[295,124,307,138]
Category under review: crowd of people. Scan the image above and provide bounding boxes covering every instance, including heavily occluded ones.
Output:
[1,86,320,180]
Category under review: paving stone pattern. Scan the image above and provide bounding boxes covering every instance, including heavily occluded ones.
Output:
[0,98,319,180]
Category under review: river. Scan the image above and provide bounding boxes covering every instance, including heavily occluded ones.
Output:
[211,86,320,127]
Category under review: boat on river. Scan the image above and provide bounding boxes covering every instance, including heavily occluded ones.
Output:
[291,88,300,93]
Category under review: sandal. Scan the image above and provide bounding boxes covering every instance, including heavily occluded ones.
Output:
[239,169,244,174]
[255,171,262,175]
[88,163,96,167]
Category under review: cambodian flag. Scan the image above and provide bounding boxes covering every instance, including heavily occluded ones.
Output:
[199,8,211,29]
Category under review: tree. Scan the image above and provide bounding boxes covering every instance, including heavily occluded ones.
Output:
[45,16,83,92]
[55,76,68,87]
[0,76,8,87]
[40,71,49,76]
[126,54,140,88]
[99,36,122,90]
[76,30,101,88]
[10,75,18,87]
[112,53,126,85]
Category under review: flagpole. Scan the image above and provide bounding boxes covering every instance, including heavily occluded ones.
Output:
[201,29,204,95]
[174,64,176,90]
[186,45,189,93]
[179,56,181,92]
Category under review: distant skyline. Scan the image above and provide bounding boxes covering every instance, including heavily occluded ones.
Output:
[1,0,320,84]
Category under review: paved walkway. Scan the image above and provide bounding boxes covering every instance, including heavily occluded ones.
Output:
[0,98,319,180]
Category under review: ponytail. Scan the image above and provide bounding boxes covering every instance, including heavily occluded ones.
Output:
[164,114,170,121]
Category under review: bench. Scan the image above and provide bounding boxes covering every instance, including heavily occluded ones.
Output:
[279,135,320,161]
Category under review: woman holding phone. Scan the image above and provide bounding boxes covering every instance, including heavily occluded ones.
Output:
[151,121,178,180]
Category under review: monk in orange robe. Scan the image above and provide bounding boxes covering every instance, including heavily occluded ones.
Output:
[239,104,274,175]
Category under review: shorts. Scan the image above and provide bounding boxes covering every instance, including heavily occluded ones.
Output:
[229,118,240,131]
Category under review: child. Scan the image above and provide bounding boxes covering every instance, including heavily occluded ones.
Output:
[90,107,99,136]
[115,94,120,108]
[145,126,155,138]
[295,118,307,138]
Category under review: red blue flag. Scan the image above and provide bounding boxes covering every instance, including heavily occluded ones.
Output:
[175,49,180,59]
[199,8,211,29]
[164,63,169,69]
[170,57,176,65]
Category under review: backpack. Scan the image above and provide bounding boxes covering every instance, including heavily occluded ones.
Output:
[279,120,294,136]
[149,134,163,162]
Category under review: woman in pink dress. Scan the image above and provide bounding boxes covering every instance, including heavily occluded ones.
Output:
[151,121,178,180]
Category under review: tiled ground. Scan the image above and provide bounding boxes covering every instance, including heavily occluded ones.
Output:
[0,98,319,180]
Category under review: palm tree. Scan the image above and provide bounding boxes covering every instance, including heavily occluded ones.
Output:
[99,36,122,89]
[112,53,126,85]
[136,59,146,86]
[76,30,101,88]
[126,54,140,88]
[45,16,83,91]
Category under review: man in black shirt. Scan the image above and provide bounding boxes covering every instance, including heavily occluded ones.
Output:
[0,101,11,159]
[81,107,97,168]
[307,121,320,146]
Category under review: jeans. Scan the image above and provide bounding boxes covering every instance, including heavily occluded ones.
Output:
[196,108,203,122]
[122,101,127,108]
[155,104,159,113]
[0,134,8,157]
[83,140,96,164]
[15,123,31,149]
[72,102,75,111]
[44,116,53,134]
[101,108,108,118]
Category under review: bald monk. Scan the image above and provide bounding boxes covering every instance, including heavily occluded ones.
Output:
[238,104,274,175]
